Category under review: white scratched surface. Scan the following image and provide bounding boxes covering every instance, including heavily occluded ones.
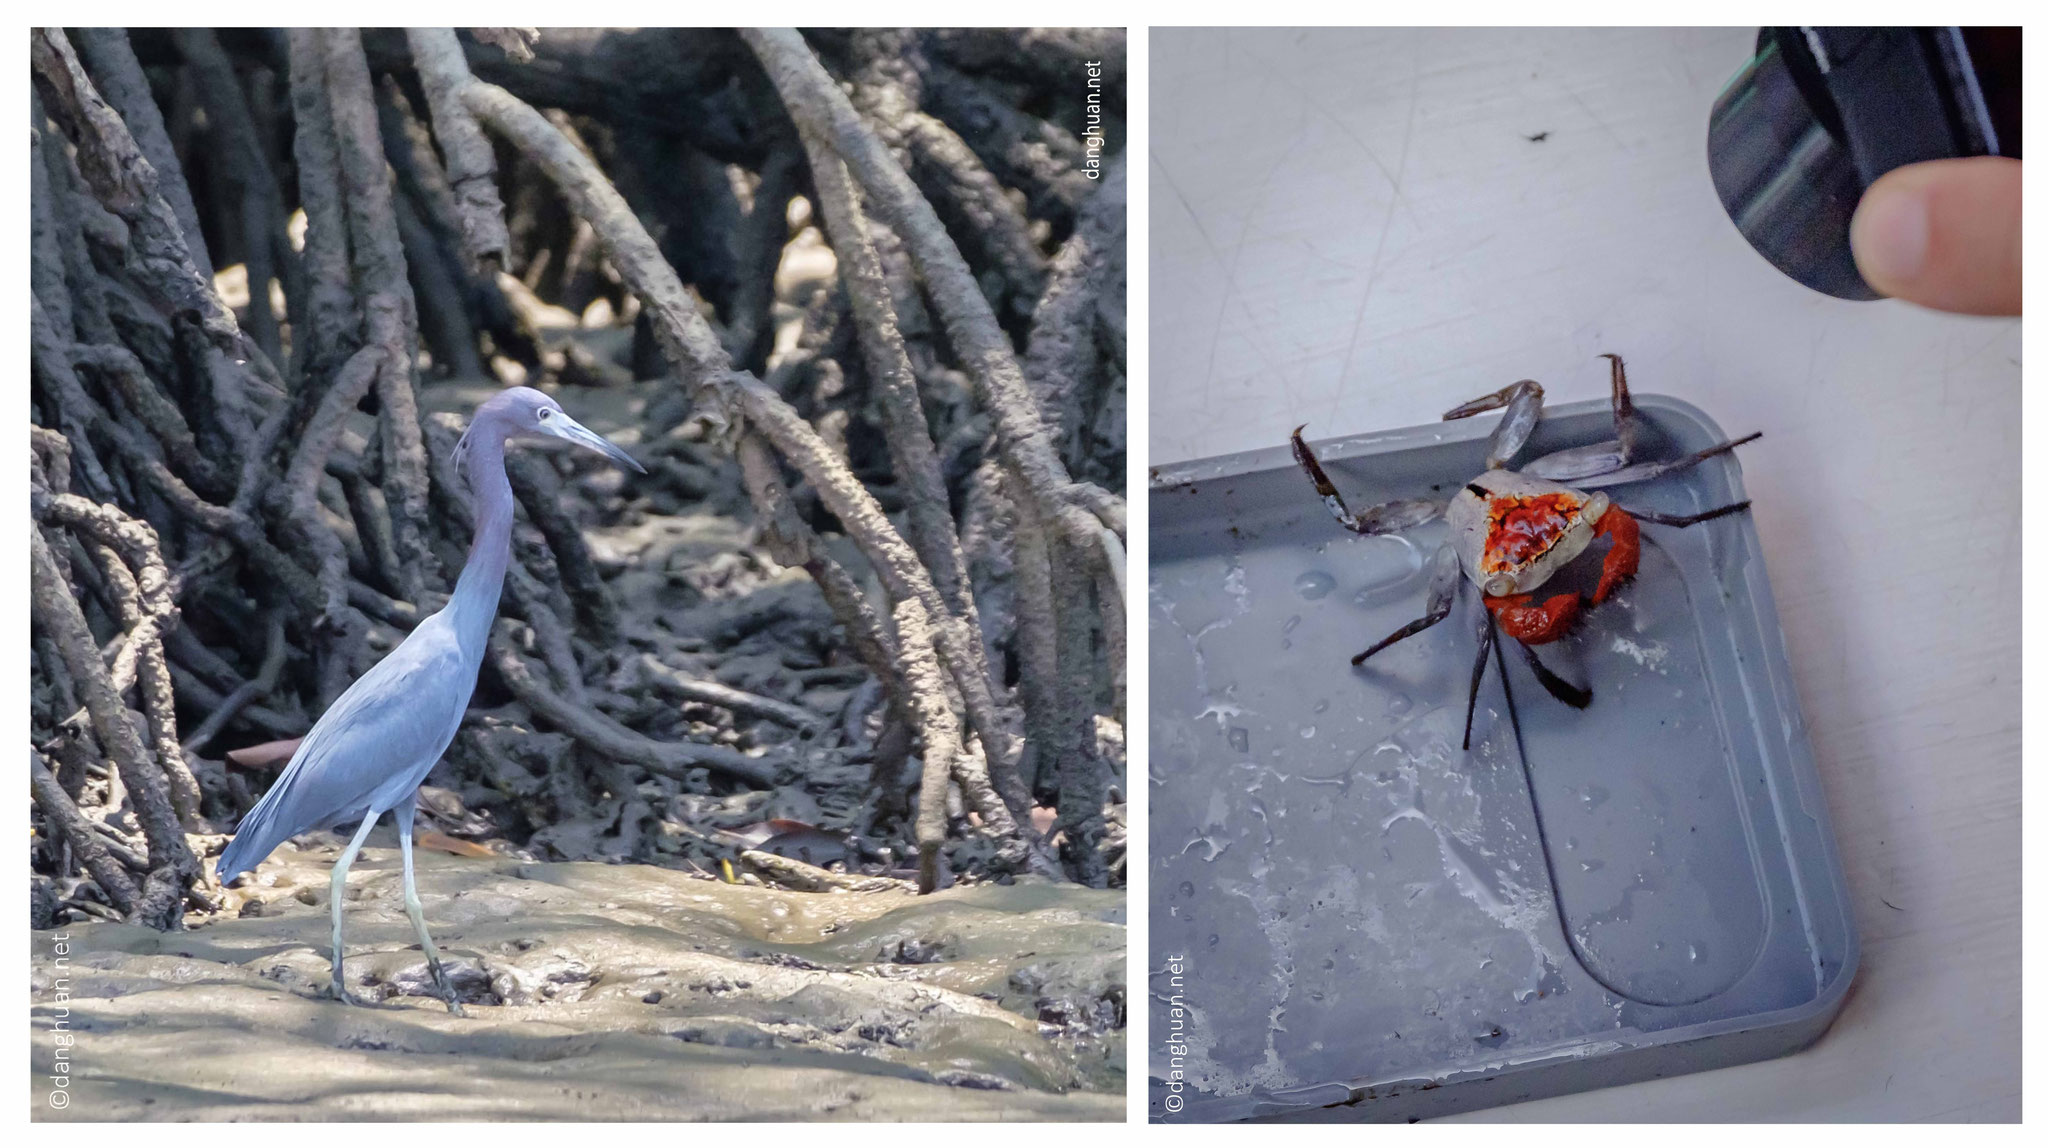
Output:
[1150,27,2019,1122]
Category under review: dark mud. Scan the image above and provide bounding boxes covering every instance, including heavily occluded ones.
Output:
[31,839,1123,1120]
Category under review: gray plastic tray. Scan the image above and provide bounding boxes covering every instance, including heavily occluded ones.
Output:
[1147,395,1857,1122]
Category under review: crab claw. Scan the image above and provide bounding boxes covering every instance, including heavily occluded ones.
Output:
[1591,505,1640,604]
[1488,592,1582,645]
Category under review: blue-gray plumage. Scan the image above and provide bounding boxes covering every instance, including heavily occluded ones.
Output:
[216,387,643,1013]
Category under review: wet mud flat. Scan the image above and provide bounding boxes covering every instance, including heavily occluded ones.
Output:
[30,841,1123,1120]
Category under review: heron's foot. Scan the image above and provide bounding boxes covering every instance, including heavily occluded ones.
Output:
[322,979,369,1008]
[425,956,468,1017]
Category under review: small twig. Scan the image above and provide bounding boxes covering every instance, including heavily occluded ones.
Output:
[87,818,153,873]
[638,653,824,733]
[167,662,305,743]
[740,848,911,894]
[181,613,287,754]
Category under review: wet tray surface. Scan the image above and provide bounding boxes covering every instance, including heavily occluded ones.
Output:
[1147,396,1857,1122]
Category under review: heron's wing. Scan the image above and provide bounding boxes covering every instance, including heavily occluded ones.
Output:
[218,618,475,882]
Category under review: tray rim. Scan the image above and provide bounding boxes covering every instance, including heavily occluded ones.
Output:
[1153,393,1736,491]
[1147,392,1863,1120]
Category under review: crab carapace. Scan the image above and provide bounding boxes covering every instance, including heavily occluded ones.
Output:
[1291,354,1760,749]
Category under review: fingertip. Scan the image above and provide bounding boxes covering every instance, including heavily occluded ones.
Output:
[1849,177,1930,291]
[1850,157,2021,316]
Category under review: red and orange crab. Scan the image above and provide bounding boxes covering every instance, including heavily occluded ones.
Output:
[1291,354,1760,748]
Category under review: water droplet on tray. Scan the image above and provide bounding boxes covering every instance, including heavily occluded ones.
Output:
[1294,571,1336,600]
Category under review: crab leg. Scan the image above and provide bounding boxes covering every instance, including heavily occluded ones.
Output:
[1462,608,1499,751]
[1483,603,1595,709]
[1442,380,1544,470]
[1616,501,1752,528]
[1522,353,1641,481]
[1290,426,1439,535]
[1567,432,1763,489]
[1514,639,1592,709]
[1520,353,1761,488]
[1352,543,1462,665]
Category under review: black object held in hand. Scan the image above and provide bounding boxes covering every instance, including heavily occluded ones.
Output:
[1707,27,2021,301]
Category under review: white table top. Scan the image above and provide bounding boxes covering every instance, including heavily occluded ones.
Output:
[1150,26,2020,1122]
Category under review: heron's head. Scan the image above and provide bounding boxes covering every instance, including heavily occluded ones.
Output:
[454,387,646,477]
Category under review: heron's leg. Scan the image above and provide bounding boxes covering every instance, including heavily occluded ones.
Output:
[1290,427,1440,535]
[1352,543,1462,665]
[1443,379,1544,470]
[396,795,467,1017]
[326,813,381,1007]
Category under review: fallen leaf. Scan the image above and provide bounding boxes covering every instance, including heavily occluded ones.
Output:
[417,830,496,859]
[226,737,302,771]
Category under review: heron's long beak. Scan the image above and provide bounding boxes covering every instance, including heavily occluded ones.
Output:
[544,412,647,474]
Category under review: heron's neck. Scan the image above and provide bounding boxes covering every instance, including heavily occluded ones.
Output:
[448,432,513,657]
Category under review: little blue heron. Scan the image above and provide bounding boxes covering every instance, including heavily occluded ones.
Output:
[216,387,643,1014]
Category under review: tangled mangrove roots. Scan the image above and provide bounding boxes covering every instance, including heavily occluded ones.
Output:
[29,27,1127,929]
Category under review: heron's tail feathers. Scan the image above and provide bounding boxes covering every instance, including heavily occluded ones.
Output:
[215,785,295,886]
[214,813,273,887]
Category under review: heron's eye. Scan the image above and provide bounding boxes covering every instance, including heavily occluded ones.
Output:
[537,408,553,422]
